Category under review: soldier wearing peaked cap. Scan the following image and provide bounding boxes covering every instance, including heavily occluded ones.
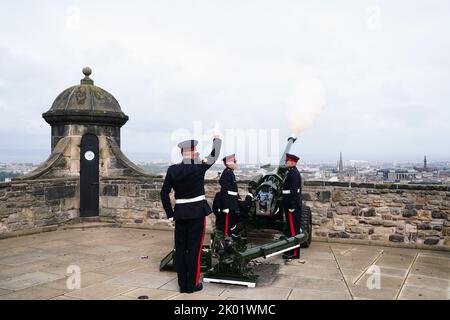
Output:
[281,153,303,259]
[213,154,255,236]
[160,134,222,293]
[213,154,240,237]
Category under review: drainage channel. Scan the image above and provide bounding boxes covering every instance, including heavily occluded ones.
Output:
[330,246,355,300]
[394,252,419,300]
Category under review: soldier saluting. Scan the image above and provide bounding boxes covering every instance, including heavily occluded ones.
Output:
[282,153,302,260]
[160,133,221,293]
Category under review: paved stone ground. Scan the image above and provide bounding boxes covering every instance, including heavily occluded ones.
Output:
[0,226,449,300]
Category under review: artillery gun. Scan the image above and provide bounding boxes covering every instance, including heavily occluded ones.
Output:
[160,230,307,287]
[203,231,307,287]
[245,136,312,248]
[159,136,312,287]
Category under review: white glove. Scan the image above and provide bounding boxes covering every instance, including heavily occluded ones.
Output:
[223,209,229,213]
[289,209,295,212]
[169,217,174,221]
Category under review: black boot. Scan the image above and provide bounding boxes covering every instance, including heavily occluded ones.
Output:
[193,283,203,292]
[282,252,300,260]
[185,283,203,293]
[282,253,295,259]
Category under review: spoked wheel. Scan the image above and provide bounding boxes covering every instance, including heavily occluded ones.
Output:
[300,205,312,248]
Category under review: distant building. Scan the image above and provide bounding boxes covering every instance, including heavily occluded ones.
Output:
[338,152,343,175]
[414,155,436,173]
[377,168,418,182]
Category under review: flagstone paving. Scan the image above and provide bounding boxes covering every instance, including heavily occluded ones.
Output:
[0,227,449,300]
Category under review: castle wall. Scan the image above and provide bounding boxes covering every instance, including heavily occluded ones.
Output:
[301,181,450,248]
[1,177,449,250]
[0,178,79,238]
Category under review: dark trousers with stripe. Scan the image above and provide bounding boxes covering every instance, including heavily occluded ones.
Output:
[215,210,237,237]
[174,217,206,290]
[284,206,301,257]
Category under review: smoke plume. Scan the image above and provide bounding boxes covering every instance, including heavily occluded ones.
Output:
[286,78,326,135]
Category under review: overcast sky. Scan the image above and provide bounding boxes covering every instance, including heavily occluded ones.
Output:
[0,1,449,164]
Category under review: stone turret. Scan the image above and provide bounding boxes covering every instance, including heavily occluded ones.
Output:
[42,67,129,150]
[16,67,150,180]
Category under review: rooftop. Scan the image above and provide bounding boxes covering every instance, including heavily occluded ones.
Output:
[42,67,129,127]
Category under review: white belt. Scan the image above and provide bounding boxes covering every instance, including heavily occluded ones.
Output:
[175,195,205,204]
[227,191,238,196]
[282,189,300,194]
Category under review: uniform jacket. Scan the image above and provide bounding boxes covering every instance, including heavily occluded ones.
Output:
[282,166,302,211]
[218,167,239,212]
[160,138,222,220]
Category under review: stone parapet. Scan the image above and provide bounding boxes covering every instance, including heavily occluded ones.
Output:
[1,177,449,249]
[0,178,79,238]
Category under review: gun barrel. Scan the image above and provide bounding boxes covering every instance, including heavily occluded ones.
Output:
[238,233,306,261]
[277,136,298,173]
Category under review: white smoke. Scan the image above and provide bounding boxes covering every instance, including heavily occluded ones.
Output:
[286,78,326,135]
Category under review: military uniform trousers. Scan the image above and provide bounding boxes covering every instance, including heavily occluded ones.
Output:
[284,205,302,257]
[174,217,206,291]
[215,209,238,237]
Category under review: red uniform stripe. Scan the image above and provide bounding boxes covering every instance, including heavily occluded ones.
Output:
[224,212,229,237]
[288,210,298,257]
[195,217,206,286]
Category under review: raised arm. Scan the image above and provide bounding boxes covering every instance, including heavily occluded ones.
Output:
[202,137,222,169]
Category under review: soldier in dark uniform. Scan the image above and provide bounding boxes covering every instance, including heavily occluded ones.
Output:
[281,153,302,259]
[213,154,255,236]
[215,154,239,237]
[160,135,221,293]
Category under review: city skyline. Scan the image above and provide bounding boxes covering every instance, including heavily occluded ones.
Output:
[0,147,447,166]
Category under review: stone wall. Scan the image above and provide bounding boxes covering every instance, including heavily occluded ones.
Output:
[301,181,450,249]
[97,178,230,233]
[50,124,121,151]
[96,178,450,249]
[98,178,248,233]
[99,177,165,224]
[0,178,79,238]
[1,176,449,250]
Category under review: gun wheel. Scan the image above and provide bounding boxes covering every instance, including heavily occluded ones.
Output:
[300,205,312,248]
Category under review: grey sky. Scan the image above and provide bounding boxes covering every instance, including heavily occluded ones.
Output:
[0,0,449,164]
